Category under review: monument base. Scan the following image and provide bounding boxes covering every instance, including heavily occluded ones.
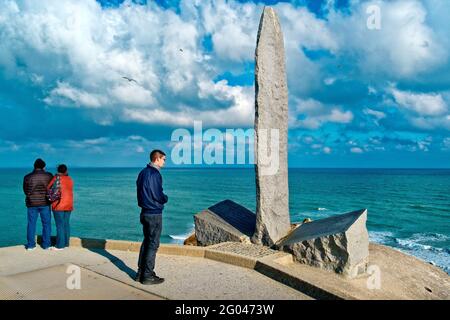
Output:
[194,200,256,247]
[275,209,370,278]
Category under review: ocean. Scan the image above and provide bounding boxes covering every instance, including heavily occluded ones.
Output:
[0,168,449,274]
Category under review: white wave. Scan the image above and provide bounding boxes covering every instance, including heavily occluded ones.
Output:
[316,207,328,211]
[370,231,450,274]
[395,244,450,275]
[408,233,449,243]
[394,234,449,275]
[395,238,434,251]
[169,224,195,244]
[394,233,449,252]
[169,234,190,241]
[369,231,395,244]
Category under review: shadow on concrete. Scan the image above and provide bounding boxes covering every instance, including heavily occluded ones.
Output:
[36,235,57,247]
[80,239,137,281]
[38,236,138,280]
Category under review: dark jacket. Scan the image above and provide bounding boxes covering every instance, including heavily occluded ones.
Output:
[23,169,53,208]
[137,164,168,214]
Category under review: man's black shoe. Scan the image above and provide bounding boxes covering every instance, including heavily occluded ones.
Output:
[140,275,165,285]
[134,270,141,282]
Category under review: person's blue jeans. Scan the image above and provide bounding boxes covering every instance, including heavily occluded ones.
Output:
[53,211,71,249]
[27,206,51,249]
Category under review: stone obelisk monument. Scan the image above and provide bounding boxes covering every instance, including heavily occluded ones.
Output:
[252,7,291,246]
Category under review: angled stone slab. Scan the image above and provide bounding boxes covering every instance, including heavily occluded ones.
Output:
[275,209,369,278]
[194,200,257,246]
[253,6,291,246]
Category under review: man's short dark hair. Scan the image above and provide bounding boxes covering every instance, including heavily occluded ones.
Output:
[34,158,46,169]
[57,164,68,174]
[150,150,166,162]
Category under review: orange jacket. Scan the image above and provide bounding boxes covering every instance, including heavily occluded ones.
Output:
[47,174,74,211]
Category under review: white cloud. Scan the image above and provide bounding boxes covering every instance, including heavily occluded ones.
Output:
[30,73,44,85]
[408,115,450,131]
[197,1,258,63]
[0,0,260,126]
[110,84,155,107]
[277,3,338,52]
[389,87,450,130]
[122,79,254,127]
[350,147,364,154]
[0,140,21,152]
[44,82,106,108]
[291,98,353,129]
[391,88,447,116]
[302,136,314,144]
[443,137,450,150]
[64,135,163,155]
[328,0,448,78]
[324,78,336,85]
[136,146,145,153]
[364,108,386,120]
[212,23,255,62]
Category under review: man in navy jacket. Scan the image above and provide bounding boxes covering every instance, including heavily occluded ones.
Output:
[135,150,168,285]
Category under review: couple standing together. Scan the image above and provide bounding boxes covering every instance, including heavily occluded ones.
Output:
[23,159,74,251]
[23,150,168,286]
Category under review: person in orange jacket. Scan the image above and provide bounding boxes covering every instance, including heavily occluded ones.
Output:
[47,164,74,250]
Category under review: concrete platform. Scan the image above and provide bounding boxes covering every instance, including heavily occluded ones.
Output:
[1,237,448,300]
[0,245,311,300]
[0,264,161,300]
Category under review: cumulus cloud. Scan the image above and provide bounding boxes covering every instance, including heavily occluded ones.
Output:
[408,115,450,131]
[387,87,450,131]
[391,88,448,116]
[290,98,353,129]
[123,79,254,127]
[328,0,448,78]
[110,84,155,107]
[44,82,106,108]
[0,0,260,127]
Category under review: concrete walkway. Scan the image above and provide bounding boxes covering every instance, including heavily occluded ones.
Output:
[0,245,312,300]
[1,239,448,300]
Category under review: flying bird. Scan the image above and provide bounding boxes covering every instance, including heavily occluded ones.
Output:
[122,76,138,84]
[179,48,183,52]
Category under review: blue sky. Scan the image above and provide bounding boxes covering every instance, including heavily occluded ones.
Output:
[0,0,449,168]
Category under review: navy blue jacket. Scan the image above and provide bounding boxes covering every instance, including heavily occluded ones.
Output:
[137,164,168,214]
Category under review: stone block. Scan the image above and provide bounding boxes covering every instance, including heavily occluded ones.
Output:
[276,209,369,278]
[194,200,256,246]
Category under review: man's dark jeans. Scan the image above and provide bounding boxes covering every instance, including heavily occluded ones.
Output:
[27,206,51,249]
[138,213,162,279]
